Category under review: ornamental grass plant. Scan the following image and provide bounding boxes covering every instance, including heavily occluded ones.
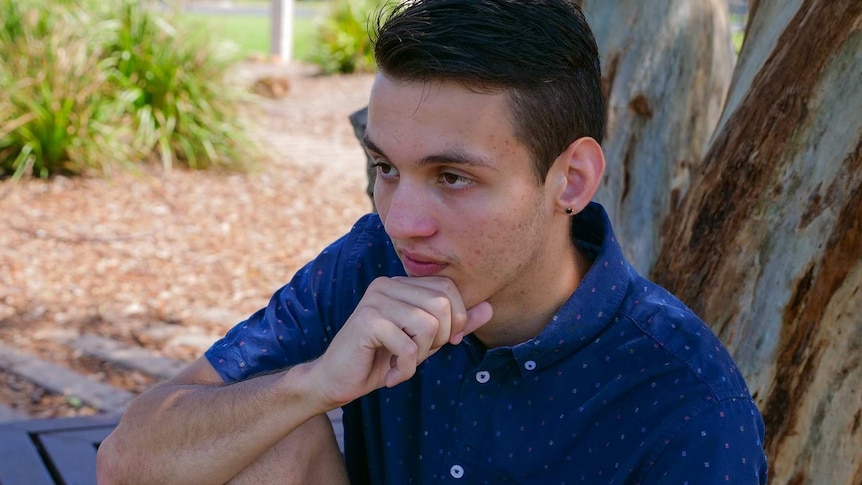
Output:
[107,1,249,171]
[0,1,130,177]
[0,0,252,178]
[310,0,381,74]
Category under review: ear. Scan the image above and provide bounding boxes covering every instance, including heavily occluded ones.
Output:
[547,137,605,215]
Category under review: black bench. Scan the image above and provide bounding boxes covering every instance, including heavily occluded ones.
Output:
[0,410,343,484]
[0,414,119,485]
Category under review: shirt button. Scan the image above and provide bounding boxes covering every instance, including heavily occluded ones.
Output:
[524,360,537,371]
[475,370,490,383]
[450,464,465,479]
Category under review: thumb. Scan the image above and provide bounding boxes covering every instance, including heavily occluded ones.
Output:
[451,301,493,344]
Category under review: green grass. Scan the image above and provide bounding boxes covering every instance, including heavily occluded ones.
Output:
[181,14,270,58]
[181,6,325,61]
[730,13,747,54]
[732,31,745,54]
[293,15,319,61]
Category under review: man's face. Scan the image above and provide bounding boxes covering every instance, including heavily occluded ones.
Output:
[365,73,560,310]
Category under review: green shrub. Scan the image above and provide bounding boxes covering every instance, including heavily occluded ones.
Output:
[0,0,252,178]
[0,2,131,178]
[310,0,383,74]
[106,1,249,171]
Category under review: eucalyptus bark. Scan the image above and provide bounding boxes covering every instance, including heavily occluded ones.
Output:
[578,0,735,274]
[652,1,862,484]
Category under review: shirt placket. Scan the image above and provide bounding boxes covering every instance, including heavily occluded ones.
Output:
[437,353,507,482]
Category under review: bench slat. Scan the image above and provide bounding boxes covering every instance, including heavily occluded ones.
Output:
[1,414,119,434]
[0,426,55,485]
[38,433,99,485]
[43,427,115,444]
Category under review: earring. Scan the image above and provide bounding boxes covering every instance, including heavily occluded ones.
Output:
[565,208,574,215]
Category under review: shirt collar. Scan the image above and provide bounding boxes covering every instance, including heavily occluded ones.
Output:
[508,202,633,377]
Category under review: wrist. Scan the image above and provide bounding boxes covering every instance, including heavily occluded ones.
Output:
[278,360,337,415]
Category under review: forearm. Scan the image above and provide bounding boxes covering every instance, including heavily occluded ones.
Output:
[98,363,324,485]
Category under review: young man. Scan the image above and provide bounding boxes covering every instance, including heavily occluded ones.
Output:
[98,1,768,483]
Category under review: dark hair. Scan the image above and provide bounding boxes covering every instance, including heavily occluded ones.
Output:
[372,0,605,180]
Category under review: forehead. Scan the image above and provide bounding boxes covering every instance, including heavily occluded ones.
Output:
[366,73,528,163]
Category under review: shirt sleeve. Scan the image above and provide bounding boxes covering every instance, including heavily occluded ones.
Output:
[640,397,768,484]
[204,214,387,383]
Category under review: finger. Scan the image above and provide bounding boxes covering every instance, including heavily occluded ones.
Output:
[450,301,493,345]
[367,319,420,386]
[391,276,468,348]
[375,298,441,360]
[384,354,409,388]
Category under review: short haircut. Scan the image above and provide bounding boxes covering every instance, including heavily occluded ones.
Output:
[372,0,605,181]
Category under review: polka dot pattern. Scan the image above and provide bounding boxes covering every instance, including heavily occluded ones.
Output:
[205,203,768,483]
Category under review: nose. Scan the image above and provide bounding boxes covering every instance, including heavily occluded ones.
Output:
[378,181,438,240]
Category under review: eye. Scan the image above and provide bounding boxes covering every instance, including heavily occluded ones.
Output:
[373,162,399,178]
[439,172,474,188]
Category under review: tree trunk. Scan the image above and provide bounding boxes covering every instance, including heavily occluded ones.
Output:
[652,1,862,483]
[578,0,735,274]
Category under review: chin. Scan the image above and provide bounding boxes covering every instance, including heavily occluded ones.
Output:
[440,277,485,310]
[459,289,486,310]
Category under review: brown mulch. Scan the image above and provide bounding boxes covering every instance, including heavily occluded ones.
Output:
[0,61,376,417]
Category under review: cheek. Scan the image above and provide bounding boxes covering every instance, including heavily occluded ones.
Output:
[460,213,512,268]
[372,180,390,215]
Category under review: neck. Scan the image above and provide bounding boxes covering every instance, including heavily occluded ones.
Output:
[473,235,591,349]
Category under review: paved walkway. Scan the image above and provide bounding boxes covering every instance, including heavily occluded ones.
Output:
[231,61,375,182]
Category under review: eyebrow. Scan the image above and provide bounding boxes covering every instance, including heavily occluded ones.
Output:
[363,134,497,169]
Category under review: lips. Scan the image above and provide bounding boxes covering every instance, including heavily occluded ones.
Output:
[398,250,448,277]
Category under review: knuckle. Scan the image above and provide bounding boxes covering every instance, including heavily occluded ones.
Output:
[398,365,417,381]
[353,304,379,322]
[451,307,468,327]
[427,294,452,316]
[400,340,419,360]
[435,278,458,294]
[368,276,393,292]
[417,313,440,340]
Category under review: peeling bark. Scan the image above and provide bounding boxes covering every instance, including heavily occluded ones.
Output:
[578,0,735,274]
[652,1,862,483]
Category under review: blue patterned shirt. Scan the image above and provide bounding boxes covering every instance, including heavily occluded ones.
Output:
[206,202,768,484]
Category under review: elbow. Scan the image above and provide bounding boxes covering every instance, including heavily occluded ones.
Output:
[97,431,134,485]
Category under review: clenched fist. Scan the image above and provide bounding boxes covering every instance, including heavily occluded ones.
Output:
[304,276,493,409]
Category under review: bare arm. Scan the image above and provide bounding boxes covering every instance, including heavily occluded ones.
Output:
[97,357,326,485]
[97,276,492,485]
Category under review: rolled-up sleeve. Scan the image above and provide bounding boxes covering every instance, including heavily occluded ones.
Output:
[204,214,400,383]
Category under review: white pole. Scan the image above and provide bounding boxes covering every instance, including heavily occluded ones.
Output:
[270,0,294,62]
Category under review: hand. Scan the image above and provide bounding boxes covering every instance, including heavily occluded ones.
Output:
[306,276,492,409]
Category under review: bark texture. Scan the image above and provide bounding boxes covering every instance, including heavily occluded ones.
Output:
[652,1,862,484]
[578,0,735,274]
